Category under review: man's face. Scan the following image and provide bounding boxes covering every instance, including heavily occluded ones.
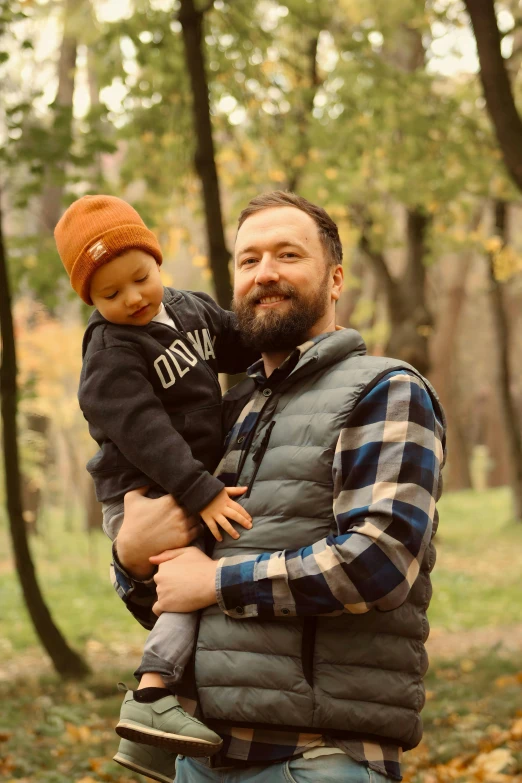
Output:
[233,206,342,352]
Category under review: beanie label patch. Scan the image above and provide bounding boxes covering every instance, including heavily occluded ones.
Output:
[88,240,108,262]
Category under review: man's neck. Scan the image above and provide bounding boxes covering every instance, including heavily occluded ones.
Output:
[262,321,343,378]
[262,350,293,378]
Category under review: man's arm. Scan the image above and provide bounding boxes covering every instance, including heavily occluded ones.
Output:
[215,371,445,619]
[110,489,203,628]
[190,291,259,374]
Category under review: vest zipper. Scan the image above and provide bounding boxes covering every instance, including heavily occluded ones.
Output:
[235,392,274,480]
[244,421,276,498]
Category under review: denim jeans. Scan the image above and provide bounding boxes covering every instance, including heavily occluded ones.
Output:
[174,754,390,782]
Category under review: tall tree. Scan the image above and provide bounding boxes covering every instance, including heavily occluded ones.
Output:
[487,200,522,519]
[0,191,90,678]
[40,0,82,233]
[464,0,522,516]
[178,0,232,308]
[464,0,522,191]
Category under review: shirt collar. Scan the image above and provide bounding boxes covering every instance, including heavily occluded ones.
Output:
[246,332,332,387]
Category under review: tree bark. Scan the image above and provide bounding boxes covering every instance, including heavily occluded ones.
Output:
[0,193,90,678]
[355,207,432,375]
[464,0,522,192]
[287,34,320,193]
[40,0,80,233]
[178,0,233,308]
[487,200,522,519]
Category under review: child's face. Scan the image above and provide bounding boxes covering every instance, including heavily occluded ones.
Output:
[90,250,164,325]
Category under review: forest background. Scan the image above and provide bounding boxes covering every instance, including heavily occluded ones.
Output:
[1,0,522,781]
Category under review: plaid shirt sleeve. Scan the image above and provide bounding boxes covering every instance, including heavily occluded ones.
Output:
[216,370,445,619]
[110,542,159,631]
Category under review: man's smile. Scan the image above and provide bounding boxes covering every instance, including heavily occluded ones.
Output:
[256,295,290,308]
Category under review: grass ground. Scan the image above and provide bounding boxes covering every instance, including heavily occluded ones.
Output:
[1,487,521,781]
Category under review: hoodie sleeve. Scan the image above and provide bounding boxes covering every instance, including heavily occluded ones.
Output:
[190,291,259,374]
[79,344,224,515]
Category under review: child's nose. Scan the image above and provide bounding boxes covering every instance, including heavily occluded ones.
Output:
[126,287,142,307]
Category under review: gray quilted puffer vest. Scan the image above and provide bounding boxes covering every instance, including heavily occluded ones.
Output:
[193,330,443,751]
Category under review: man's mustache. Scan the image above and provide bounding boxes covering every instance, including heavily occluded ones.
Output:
[241,284,297,307]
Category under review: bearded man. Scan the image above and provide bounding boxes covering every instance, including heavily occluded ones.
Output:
[110,191,446,783]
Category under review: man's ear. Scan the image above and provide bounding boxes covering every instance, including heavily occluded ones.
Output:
[331,264,344,302]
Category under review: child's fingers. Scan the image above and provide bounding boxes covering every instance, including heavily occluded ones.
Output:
[225,486,248,496]
[216,514,240,540]
[228,499,252,522]
[225,506,253,529]
[205,518,223,542]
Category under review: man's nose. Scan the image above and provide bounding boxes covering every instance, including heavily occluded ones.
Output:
[254,255,279,285]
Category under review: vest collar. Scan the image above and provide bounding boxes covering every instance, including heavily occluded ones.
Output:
[278,328,367,388]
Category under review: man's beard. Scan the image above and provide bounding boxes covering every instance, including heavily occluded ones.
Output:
[233,274,331,353]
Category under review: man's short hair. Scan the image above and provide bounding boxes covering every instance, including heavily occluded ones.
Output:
[237,191,343,267]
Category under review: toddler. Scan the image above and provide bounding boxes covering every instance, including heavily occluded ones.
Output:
[55,195,256,782]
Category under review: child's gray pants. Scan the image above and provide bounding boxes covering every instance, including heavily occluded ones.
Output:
[103,497,201,686]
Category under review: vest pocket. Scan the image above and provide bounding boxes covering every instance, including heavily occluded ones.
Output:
[301,617,317,688]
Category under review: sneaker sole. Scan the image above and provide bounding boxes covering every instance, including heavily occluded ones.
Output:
[116,722,222,757]
[113,751,175,783]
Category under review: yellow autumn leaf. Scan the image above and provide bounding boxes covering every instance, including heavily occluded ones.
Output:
[268,169,286,183]
[469,747,514,775]
[160,270,174,286]
[325,168,338,180]
[484,236,503,254]
[510,717,522,739]
[192,255,208,268]
[65,722,92,743]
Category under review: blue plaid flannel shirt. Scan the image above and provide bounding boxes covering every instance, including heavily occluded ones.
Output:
[111,334,445,780]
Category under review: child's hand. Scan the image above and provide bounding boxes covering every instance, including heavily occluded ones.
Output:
[200,487,252,541]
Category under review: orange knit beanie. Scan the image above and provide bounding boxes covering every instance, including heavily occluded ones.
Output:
[54,195,163,304]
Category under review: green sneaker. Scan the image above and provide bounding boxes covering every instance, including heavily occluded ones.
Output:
[116,689,222,756]
[113,737,177,783]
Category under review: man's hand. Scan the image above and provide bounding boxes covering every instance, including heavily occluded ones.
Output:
[149,548,219,615]
[115,487,203,580]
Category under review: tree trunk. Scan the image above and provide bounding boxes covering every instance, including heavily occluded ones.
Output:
[428,207,484,490]
[0,193,90,678]
[40,0,81,233]
[487,200,522,519]
[465,0,522,192]
[287,34,320,193]
[356,207,432,375]
[178,0,233,309]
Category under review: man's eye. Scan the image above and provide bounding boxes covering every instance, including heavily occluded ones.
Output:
[136,275,149,282]
[242,258,257,266]
[105,292,118,300]
[281,252,297,258]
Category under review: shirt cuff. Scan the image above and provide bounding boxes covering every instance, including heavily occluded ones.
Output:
[215,555,260,618]
[112,541,157,594]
